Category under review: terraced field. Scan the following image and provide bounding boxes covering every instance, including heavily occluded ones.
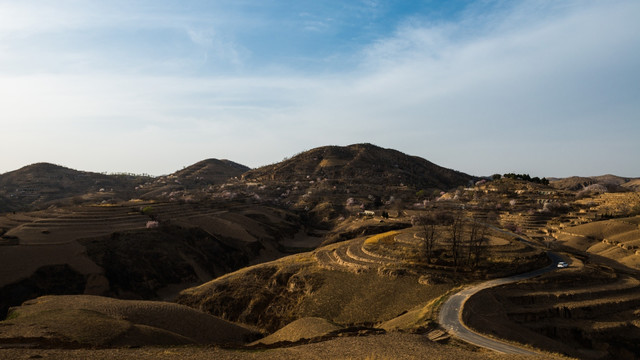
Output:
[314,238,395,273]
[0,201,305,319]
[0,202,206,285]
[463,263,640,359]
[554,216,640,269]
[313,228,546,279]
[575,192,640,217]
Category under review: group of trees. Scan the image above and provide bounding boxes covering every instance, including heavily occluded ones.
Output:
[494,173,550,185]
[412,211,488,270]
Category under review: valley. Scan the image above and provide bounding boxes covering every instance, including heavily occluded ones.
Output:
[1,144,639,359]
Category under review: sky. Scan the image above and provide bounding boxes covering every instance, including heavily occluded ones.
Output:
[1,0,639,178]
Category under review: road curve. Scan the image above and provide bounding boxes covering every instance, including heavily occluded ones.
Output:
[438,252,563,355]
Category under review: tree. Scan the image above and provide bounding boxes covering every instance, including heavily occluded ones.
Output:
[443,211,464,270]
[412,213,439,264]
[466,215,488,269]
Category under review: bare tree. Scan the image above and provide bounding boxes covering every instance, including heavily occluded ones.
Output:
[412,213,439,264]
[443,211,464,270]
[466,215,488,269]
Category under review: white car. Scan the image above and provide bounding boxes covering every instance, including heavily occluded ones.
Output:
[557,261,569,268]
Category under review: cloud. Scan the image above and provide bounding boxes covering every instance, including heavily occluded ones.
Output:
[185,26,249,67]
[0,0,638,177]
[284,0,640,175]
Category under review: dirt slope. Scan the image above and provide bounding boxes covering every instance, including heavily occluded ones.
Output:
[252,317,342,345]
[0,333,560,360]
[0,295,260,347]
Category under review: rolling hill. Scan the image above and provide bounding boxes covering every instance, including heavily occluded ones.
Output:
[173,159,250,184]
[550,175,640,192]
[3,144,640,358]
[0,159,252,212]
[216,143,476,228]
[243,143,473,189]
[136,159,251,199]
[0,163,147,212]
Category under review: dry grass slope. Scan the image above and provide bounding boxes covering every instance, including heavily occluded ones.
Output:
[556,216,640,269]
[0,333,560,359]
[251,317,342,345]
[0,295,260,347]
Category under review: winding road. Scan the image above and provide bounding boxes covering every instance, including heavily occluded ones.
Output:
[438,251,564,355]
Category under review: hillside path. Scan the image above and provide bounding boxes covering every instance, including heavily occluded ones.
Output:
[438,251,563,355]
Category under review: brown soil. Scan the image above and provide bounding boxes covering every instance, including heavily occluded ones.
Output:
[1,295,259,347]
[251,317,342,345]
[0,333,559,360]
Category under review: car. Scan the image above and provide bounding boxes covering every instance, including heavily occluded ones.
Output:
[557,261,569,268]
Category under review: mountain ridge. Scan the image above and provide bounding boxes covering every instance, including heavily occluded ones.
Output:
[550,174,640,191]
[3,145,639,213]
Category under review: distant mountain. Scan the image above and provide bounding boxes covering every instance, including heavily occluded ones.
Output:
[0,159,253,212]
[550,175,640,192]
[0,163,147,212]
[242,143,474,190]
[224,144,476,228]
[622,179,640,191]
[173,159,250,184]
[135,159,250,200]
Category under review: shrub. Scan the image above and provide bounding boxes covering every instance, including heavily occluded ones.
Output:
[541,201,570,214]
[576,184,608,198]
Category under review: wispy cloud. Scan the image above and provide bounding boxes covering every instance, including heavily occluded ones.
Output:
[0,1,638,177]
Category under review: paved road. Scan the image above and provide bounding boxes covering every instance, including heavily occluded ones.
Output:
[438,252,563,355]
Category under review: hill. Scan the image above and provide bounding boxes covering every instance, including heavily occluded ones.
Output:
[176,226,547,333]
[0,331,550,360]
[174,159,250,184]
[213,144,476,228]
[0,163,147,212]
[0,159,253,212]
[5,156,638,357]
[622,178,640,191]
[137,159,250,199]
[1,295,259,347]
[0,201,309,319]
[554,214,640,269]
[550,175,640,192]
[243,143,473,189]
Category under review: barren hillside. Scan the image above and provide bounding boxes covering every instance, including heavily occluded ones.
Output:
[0,163,147,211]
[243,143,474,189]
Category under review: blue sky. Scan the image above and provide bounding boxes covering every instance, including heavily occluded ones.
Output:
[1,0,639,177]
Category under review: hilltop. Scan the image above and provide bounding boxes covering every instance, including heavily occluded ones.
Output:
[243,143,473,189]
[218,143,475,228]
[550,175,640,192]
[0,159,251,212]
[136,159,250,199]
[0,163,148,212]
[173,159,250,184]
